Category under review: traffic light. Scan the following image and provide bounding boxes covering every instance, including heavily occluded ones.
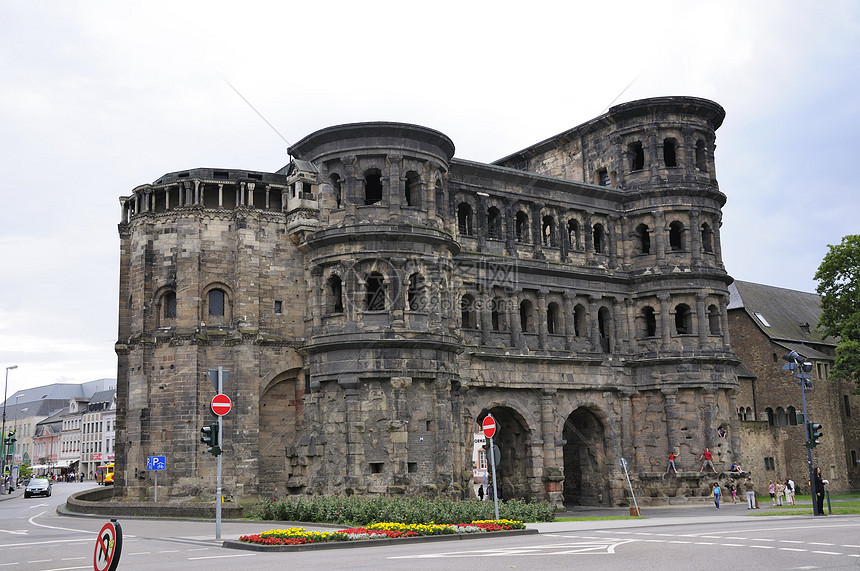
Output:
[200,422,221,456]
[5,430,14,444]
[806,421,823,448]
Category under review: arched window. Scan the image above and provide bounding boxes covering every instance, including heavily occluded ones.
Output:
[519,299,534,333]
[695,139,707,171]
[547,302,561,334]
[776,407,788,427]
[487,206,501,239]
[629,141,645,171]
[163,291,177,320]
[542,215,555,247]
[328,276,344,313]
[515,211,529,243]
[663,138,678,167]
[595,168,610,187]
[364,169,383,205]
[365,272,386,311]
[635,223,650,255]
[787,406,798,426]
[708,304,721,335]
[766,407,775,426]
[598,306,611,353]
[701,222,714,253]
[404,171,420,207]
[568,219,581,250]
[457,202,473,236]
[573,304,586,337]
[746,407,753,421]
[491,297,507,331]
[407,273,424,311]
[593,223,605,254]
[461,294,477,329]
[674,303,691,335]
[738,407,745,421]
[669,221,684,251]
[208,289,225,317]
[641,306,657,337]
[329,173,343,208]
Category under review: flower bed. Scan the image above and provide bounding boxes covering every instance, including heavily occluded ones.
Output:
[239,520,524,546]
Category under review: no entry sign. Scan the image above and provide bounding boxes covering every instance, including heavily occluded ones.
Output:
[211,393,232,416]
[482,415,497,438]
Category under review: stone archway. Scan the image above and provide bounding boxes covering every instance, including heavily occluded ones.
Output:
[481,407,533,501]
[563,407,609,506]
[258,372,304,496]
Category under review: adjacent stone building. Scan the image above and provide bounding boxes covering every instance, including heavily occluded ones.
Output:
[729,280,859,492]
[116,96,740,506]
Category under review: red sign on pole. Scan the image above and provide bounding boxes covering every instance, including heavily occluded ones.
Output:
[482,415,497,438]
[211,394,232,416]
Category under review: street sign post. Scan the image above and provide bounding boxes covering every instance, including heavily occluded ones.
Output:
[482,414,500,520]
[146,456,166,502]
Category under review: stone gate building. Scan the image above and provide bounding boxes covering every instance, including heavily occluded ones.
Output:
[116,96,740,506]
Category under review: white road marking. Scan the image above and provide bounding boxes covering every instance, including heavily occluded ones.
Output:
[187,553,256,561]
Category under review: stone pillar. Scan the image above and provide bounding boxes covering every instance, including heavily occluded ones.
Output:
[713,213,725,269]
[613,296,625,352]
[310,266,323,329]
[690,210,701,264]
[193,180,200,205]
[510,290,523,349]
[563,291,575,351]
[503,197,516,256]
[532,202,545,259]
[537,289,548,349]
[647,129,659,182]
[541,388,563,504]
[390,376,412,487]
[652,210,666,266]
[583,213,594,263]
[476,195,487,252]
[625,298,636,352]
[480,285,493,346]
[619,389,636,464]
[663,388,680,466]
[720,295,732,350]
[588,294,601,352]
[696,292,708,345]
[658,293,671,350]
[608,215,618,268]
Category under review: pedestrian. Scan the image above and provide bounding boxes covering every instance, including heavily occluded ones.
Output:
[666,451,678,474]
[768,482,776,505]
[699,447,718,473]
[786,478,795,505]
[776,481,785,506]
[743,476,756,509]
[712,482,722,509]
[814,467,827,515]
[729,482,737,503]
[477,485,484,500]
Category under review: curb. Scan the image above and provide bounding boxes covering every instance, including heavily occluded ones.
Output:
[223,528,539,552]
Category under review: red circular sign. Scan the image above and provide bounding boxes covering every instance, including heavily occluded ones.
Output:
[93,520,122,571]
[211,393,232,416]
[482,415,497,438]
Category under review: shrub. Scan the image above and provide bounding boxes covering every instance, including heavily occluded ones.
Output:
[248,495,554,524]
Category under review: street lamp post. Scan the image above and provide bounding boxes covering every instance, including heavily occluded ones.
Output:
[2,365,18,492]
[782,351,818,515]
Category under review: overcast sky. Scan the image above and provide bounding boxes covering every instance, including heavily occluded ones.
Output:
[1,1,857,392]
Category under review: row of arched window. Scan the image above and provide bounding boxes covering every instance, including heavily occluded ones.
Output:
[326,169,442,210]
[156,286,230,325]
[456,202,715,255]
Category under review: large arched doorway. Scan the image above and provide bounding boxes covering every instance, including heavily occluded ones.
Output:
[258,372,304,496]
[563,407,609,506]
[480,407,533,501]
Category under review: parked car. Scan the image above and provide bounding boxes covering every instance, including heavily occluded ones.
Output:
[24,478,52,498]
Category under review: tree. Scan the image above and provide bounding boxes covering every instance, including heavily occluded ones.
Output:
[815,234,860,388]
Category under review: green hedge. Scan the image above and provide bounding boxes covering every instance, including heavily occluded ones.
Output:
[249,495,555,525]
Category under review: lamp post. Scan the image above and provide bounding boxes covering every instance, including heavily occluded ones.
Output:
[781,351,818,515]
[2,365,18,491]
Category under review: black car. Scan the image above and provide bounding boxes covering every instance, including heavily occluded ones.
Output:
[24,478,52,498]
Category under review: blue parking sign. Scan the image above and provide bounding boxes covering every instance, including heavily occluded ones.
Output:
[146,456,166,471]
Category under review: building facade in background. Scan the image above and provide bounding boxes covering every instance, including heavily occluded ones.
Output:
[116,97,741,506]
[729,281,859,492]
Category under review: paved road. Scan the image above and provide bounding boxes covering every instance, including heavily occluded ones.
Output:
[1,483,857,570]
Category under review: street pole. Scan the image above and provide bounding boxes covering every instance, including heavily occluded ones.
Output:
[783,352,817,515]
[488,435,499,521]
[216,366,223,540]
[2,365,18,490]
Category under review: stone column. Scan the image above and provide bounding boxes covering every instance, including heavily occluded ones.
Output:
[663,388,680,467]
[480,284,493,346]
[658,293,671,350]
[537,289,548,349]
[652,210,666,266]
[193,179,200,205]
[713,213,725,269]
[608,215,618,268]
[532,202,545,259]
[583,213,594,264]
[625,298,636,352]
[390,376,412,487]
[503,197,516,256]
[720,295,732,350]
[563,291,575,351]
[619,389,636,464]
[588,294,601,352]
[647,129,659,182]
[510,290,523,349]
[613,297,626,352]
[690,210,701,264]
[696,292,708,345]
[310,266,323,329]
[476,195,487,252]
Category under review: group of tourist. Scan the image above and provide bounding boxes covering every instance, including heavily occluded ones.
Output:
[767,478,796,506]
